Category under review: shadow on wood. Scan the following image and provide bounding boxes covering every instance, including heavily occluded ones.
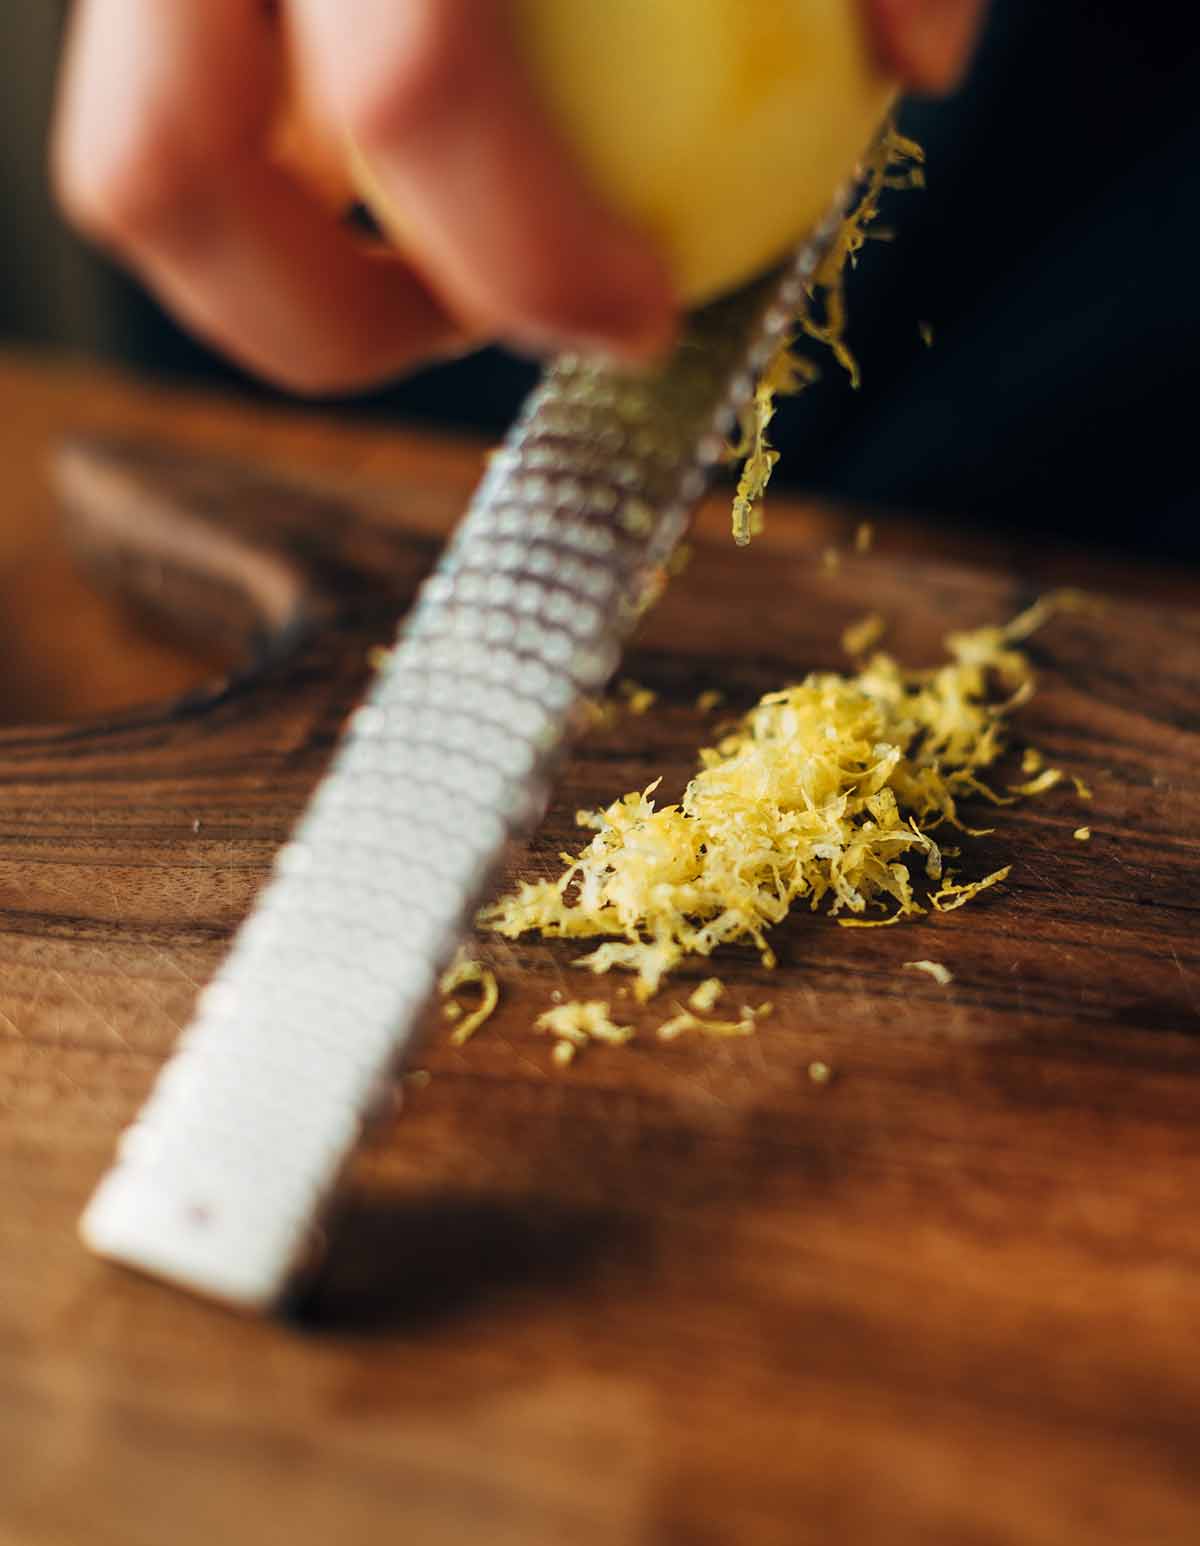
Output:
[293,1194,651,1336]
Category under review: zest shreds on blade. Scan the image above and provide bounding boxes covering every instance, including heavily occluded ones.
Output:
[727,124,924,545]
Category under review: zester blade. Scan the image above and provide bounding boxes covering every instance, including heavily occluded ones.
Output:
[80,199,847,1311]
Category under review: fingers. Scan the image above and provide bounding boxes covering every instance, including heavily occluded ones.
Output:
[866,0,989,94]
[287,0,678,362]
[52,0,466,394]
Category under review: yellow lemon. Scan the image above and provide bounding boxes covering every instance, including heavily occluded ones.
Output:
[279,0,895,306]
[510,0,895,302]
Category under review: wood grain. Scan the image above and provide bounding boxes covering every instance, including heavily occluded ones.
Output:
[3,353,1200,1546]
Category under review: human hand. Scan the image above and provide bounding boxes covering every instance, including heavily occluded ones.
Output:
[869,0,988,94]
[52,1,987,397]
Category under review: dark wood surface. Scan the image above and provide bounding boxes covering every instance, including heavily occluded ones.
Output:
[3,352,1200,1546]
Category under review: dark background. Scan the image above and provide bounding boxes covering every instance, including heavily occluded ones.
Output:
[4,1,1199,557]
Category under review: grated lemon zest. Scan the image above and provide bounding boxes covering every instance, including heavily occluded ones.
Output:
[535,1000,634,1055]
[728,344,819,546]
[1008,768,1064,797]
[842,612,886,657]
[439,950,500,1045]
[930,866,1012,914]
[618,680,658,715]
[482,602,1080,999]
[728,121,925,542]
[581,697,621,732]
[657,1005,758,1041]
[688,977,725,1012]
[904,959,953,986]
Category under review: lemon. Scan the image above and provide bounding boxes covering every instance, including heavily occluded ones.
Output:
[511,0,895,302]
[278,0,895,306]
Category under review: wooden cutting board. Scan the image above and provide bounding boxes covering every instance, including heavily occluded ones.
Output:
[3,356,1200,1546]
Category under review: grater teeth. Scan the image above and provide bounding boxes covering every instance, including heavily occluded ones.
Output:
[79,193,850,1312]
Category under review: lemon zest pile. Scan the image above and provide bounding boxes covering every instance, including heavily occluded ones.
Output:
[481,598,1083,1000]
[728,121,925,542]
[438,951,500,1045]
